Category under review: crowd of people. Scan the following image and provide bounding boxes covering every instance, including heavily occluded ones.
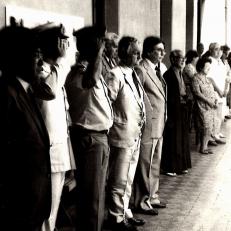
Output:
[1,21,231,231]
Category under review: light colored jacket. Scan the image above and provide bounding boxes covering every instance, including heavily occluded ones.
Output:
[138,59,167,140]
[37,62,76,172]
[106,66,146,148]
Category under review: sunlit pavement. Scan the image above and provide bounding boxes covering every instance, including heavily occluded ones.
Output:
[59,120,231,231]
[134,120,231,231]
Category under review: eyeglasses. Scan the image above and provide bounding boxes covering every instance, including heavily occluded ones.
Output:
[154,48,166,53]
[175,56,185,61]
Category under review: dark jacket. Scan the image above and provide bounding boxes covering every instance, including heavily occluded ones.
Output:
[0,76,51,230]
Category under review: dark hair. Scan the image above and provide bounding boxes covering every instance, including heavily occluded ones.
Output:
[0,26,37,75]
[221,44,230,52]
[118,36,138,60]
[73,25,106,61]
[196,57,212,72]
[142,36,164,59]
[185,50,199,64]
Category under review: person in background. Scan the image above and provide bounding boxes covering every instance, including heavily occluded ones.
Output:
[133,36,167,216]
[227,52,231,117]
[65,26,112,231]
[183,50,199,130]
[197,42,204,58]
[102,32,119,78]
[207,43,230,144]
[32,22,76,231]
[105,36,146,231]
[192,57,218,154]
[0,25,51,231]
[161,49,192,176]
[220,45,231,120]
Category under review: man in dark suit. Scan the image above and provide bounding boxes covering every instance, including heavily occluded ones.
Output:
[134,36,167,215]
[0,26,51,231]
[161,49,191,175]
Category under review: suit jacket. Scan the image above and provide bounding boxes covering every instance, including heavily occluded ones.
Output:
[163,67,183,126]
[105,66,146,148]
[101,53,117,79]
[136,59,167,140]
[36,62,76,173]
[0,77,51,228]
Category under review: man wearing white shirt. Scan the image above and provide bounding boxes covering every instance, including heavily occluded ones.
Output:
[207,43,230,143]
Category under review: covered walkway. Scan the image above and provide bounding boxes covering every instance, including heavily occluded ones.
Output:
[59,120,231,231]
[135,120,231,231]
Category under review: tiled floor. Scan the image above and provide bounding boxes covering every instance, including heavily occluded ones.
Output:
[133,120,231,231]
[59,119,231,231]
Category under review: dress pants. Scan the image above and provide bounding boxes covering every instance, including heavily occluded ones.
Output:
[70,127,109,231]
[134,137,163,209]
[108,137,141,223]
[41,172,65,231]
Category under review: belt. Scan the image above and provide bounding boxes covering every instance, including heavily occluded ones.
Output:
[71,125,108,134]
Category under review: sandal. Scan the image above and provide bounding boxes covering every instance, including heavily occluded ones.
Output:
[200,150,209,154]
[204,149,213,154]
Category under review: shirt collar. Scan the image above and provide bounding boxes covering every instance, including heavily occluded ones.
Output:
[145,58,158,71]
[120,65,133,75]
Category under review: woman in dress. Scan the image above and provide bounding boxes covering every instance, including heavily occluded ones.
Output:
[192,57,218,154]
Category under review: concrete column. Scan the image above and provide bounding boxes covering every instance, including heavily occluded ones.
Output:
[186,0,197,52]
[161,0,186,67]
[161,0,172,67]
[105,0,119,34]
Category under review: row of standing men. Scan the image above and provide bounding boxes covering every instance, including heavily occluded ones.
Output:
[2,22,228,231]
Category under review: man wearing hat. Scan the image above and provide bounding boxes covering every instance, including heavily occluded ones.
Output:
[65,26,113,231]
[33,22,76,231]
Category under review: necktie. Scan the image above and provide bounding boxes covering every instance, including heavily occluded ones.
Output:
[132,70,141,98]
[155,65,165,89]
[155,65,161,80]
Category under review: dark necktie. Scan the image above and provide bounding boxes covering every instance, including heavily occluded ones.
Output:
[132,70,141,98]
[155,65,161,80]
[155,65,165,88]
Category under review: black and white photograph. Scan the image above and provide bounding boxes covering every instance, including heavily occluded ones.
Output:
[0,1,231,231]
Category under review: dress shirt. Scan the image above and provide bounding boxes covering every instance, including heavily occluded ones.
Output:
[145,59,167,76]
[66,64,113,131]
[208,56,227,103]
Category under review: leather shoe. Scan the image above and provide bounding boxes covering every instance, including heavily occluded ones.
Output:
[135,207,158,215]
[151,201,167,208]
[215,139,226,144]
[208,140,218,146]
[112,220,138,231]
[127,217,145,226]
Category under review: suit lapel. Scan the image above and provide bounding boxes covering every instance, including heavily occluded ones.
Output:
[14,79,49,145]
[121,69,144,109]
[143,60,166,98]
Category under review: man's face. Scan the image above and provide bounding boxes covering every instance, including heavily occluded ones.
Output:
[211,44,221,59]
[172,51,185,69]
[124,41,141,67]
[148,42,166,64]
[105,39,118,59]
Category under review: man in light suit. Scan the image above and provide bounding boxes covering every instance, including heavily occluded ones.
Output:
[106,36,146,231]
[101,32,119,78]
[134,36,167,214]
